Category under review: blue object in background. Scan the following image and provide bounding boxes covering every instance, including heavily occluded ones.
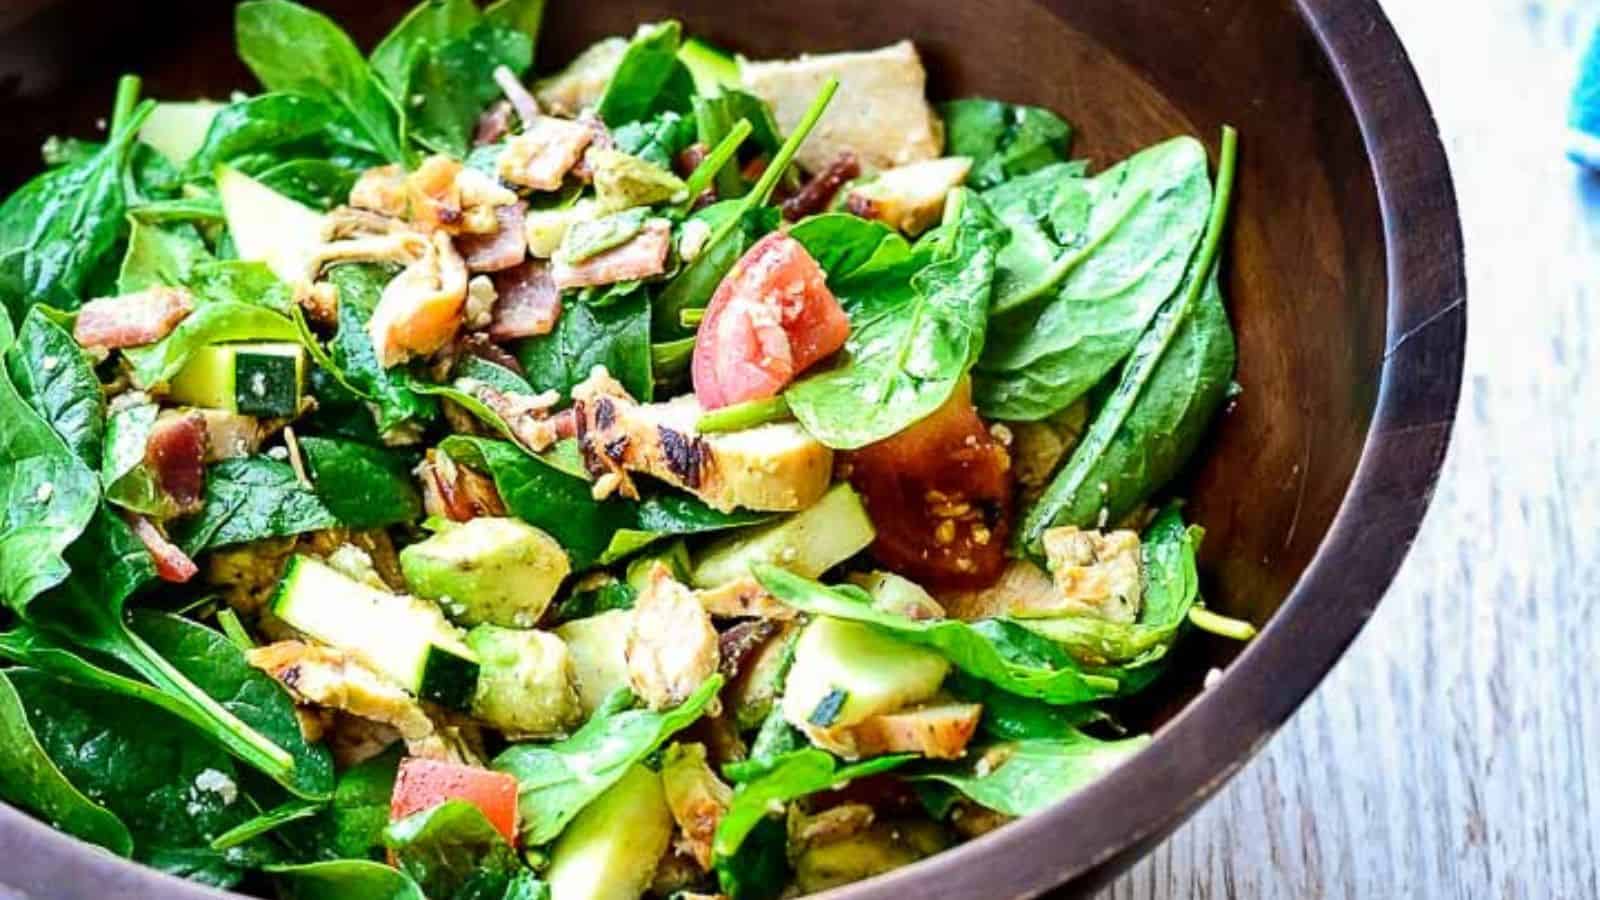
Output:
[1570,24,1600,166]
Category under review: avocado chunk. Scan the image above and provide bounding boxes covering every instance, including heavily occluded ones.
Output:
[782,617,948,735]
[554,609,633,719]
[691,482,875,591]
[794,819,949,894]
[467,625,583,738]
[525,199,601,259]
[588,148,688,212]
[400,518,571,628]
[545,763,672,900]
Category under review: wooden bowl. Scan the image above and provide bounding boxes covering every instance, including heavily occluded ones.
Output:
[0,0,1464,897]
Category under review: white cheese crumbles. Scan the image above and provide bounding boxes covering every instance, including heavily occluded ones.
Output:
[188,767,240,816]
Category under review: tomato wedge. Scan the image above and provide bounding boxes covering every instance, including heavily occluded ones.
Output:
[845,381,1013,589]
[390,758,520,845]
[692,232,850,409]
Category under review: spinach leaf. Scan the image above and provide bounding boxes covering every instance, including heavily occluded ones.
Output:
[314,263,438,436]
[384,800,532,899]
[785,193,1003,449]
[127,610,336,799]
[714,815,787,900]
[184,93,351,178]
[236,0,408,165]
[0,669,132,856]
[753,565,1120,704]
[208,799,325,851]
[612,110,697,170]
[267,860,426,900]
[278,746,402,862]
[909,732,1149,817]
[370,0,482,93]
[491,677,722,845]
[484,0,546,37]
[171,456,339,555]
[946,674,1105,742]
[255,159,364,211]
[714,749,911,865]
[514,288,653,402]
[187,260,296,314]
[441,436,762,570]
[0,314,100,611]
[117,220,211,294]
[974,137,1213,420]
[0,76,150,322]
[596,21,696,127]
[6,667,273,887]
[408,22,535,157]
[940,98,1073,190]
[651,204,777,339]
[5,308,104,467]
[1018,128,1238,550]
[299,436,423,530]
[1018,504,1203,688]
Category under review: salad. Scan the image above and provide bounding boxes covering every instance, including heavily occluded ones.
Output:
[0,2,1253,898]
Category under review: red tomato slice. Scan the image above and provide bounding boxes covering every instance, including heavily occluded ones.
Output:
[390,758,519,845]
[692,232,850,409]
[845,381,1013,590]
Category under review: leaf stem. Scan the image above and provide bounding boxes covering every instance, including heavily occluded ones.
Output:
[748,77,838,209]
[109,75,141,136]
[683,118,753,200]
[697,395,791,433]
[217,608,256,651]
[680,308,705,328]
[1187,605,1257,641]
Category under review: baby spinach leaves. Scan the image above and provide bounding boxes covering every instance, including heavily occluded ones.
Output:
[236,0,408,165]
[299,437,423,530]
[974,136,1214,421]
[0,669,133,856]
[941,98,1074,190]
[785,194,1002,449]
[267,860,427,900]
[596,21,697,127]
[384,800,537,899]
[753,566,1120,704]
[173,456,338,555]
[515,289,654,402]
[1018,128,1238,550]
[908,732,1148,817]
[492,678,721,845]
[306,263,439,437]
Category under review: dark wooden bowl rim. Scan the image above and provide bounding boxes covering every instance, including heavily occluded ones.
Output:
[0,0,1464,897]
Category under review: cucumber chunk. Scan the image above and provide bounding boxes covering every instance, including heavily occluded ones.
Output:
[545,763,672,900]
[169,342,306,417]
[690,482,875,589]
[271,555,480,711]
[781,617,948,732]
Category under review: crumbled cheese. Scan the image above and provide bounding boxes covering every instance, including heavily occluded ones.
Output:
[249,371,268,398]
[34,482,53,504]
[1203,667,1224,690]
[465,275,498,330]
[678,218,712,262]
[193,768,239,806]
[267,446,290,460]
[40,355,58,372]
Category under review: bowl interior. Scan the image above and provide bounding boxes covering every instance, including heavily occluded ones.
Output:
[0,0,1391,892]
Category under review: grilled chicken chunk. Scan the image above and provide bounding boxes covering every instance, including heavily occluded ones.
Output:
[573,369,832,513]
[1039,527,1144,624]
[625,565,720,710]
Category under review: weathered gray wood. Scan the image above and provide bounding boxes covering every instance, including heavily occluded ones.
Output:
[1110,1,1600,896]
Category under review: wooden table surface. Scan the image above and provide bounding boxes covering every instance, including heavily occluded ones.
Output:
[1109,1,1598,897]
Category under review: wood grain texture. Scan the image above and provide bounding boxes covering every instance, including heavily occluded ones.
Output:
[1109,1,1600,897]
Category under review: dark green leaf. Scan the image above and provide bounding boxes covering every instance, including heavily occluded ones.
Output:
[596,21,695,127]
[5,308,104,467]
[492,676,721,845]
[0,669,133,856]
[908,733,1148,816]
[278,746,402,862]
[940,98,1073,190]
[171,456,339,555]
[316,263,439,435]
[713,748,911,862]
[267,860,426,900]
[117,220,211,294]
[407,22,534,158]
[255,158,362,211]
[714,815,787,900]
[299,436,423,530]
[612,110,697,170]
[514,287,652,402]
[184,93,349,180]
[384,800,529,899]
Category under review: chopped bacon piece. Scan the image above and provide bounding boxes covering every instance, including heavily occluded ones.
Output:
[781,152,861,220]
[551,219,672,289]
[457,202,528,273]
[147,411,208,515]
[74,287,193,350]
[124,512,198,583]
[498,117,594,191]
[474,100,514,146]
[488,260,562,341]
[675,142,710,178]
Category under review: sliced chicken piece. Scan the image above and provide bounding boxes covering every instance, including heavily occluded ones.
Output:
[349,164,409,218]
[247,640,437,744]
[842,702,982,760]
[846,156,973,236]
[741,41,944,174]
[550,217,672,289]
[368,232,470,368]
[625,564,720,710]
[696,579,797,620]
[457,202,528,273]
[124,512,198,583]
[1039,527,1144,623]
[498,117,595,191]
[488,260,562,340]
[937,559,1059,621]
[572,370,832,513]
[661,742,734,870]
[407,155,519,235]
[74,286,192,349]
